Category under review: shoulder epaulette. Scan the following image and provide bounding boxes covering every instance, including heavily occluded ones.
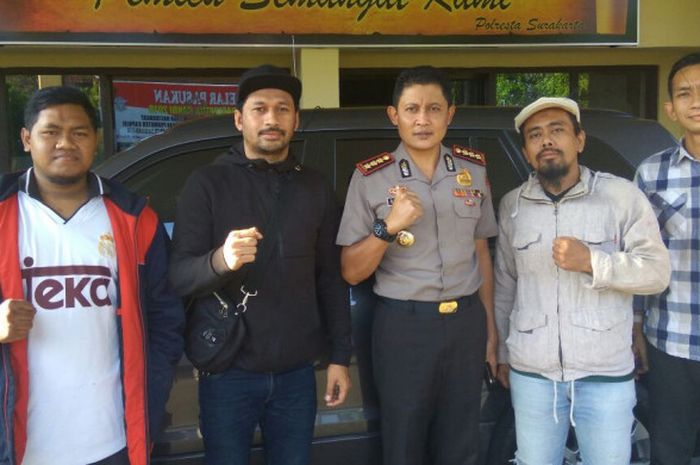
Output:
[356,152,395,176]
[452,145,486,166]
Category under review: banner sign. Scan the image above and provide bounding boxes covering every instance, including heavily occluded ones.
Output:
[113,81,237,149]
[0,0,637,46]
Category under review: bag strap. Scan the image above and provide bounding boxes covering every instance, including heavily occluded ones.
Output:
[233,169,294,311]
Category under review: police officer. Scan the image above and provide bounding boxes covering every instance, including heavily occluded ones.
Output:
[337,66,498,465]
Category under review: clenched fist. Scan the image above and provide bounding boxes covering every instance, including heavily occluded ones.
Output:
[0,299,36,343]
[223,227,264,272]
[552,236,592,273]
[385,186,423,234]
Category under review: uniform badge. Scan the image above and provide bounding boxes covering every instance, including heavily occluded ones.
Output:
[397,230,415,247]
[464,199,476,206]
[453,145,487,166]
[98,233,115,258]
[453,188,467,197]
[399,159,412,178]
[444,154,456,172]
[470,189,483,199]
[456,168,472,186]
[356,153,395,176]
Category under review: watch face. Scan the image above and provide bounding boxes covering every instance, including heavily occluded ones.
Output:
[373,220,384,238]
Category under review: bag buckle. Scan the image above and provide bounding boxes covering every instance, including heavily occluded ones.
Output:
[236,286,258,314]
[212,291,230,318]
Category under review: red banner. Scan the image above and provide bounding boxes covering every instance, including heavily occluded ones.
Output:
[0,0,637,45]
[113,81,237,148]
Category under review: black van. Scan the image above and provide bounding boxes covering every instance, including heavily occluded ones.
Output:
[95,106,678,465]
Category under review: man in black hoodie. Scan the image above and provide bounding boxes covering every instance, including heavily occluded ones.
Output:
[169,65,352,465]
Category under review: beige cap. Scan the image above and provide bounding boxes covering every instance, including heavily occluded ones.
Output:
[514,97,581,133]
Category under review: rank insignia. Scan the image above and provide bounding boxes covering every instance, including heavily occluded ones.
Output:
[452,145,487,166]
[444,154,456,172]
[356,152,395,176]
[453,188,467,197]
[456,168,472,186]
[399,159,412,178]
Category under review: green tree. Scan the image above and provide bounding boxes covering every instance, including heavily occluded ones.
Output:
[7,76,38,171]
[496,73,570,107]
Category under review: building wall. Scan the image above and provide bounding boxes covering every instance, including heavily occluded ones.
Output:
[0,0,698,137]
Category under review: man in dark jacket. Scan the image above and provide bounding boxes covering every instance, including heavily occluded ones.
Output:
[0,86,184,465]
[169,65,352,465]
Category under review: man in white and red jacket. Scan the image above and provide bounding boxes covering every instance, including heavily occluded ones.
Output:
[0,86,184,465]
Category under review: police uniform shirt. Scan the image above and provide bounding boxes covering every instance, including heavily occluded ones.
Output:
[337,143,498,301]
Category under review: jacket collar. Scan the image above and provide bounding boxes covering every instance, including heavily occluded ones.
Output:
[225,143,302,173]
[18,168,108,202]
[520,165,594,202]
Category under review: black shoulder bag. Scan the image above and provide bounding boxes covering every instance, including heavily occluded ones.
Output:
[184,172,290,374]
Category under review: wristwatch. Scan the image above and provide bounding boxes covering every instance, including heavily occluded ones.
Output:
[372,218,397,242]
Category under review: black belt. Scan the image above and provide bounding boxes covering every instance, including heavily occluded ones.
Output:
[378,293,478,314]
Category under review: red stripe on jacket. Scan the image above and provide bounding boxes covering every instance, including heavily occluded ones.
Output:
[105,199,158,465]
[0,196,29,464]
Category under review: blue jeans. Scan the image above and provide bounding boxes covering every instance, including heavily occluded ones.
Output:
[509,369,636,465]
[198,364,317,465]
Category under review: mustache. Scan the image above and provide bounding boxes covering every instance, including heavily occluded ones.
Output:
[536,148,564,160]
[258,128,285,137]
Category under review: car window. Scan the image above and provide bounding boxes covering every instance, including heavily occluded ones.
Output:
[123,147,225,231]
[122,141,306,235]
[580,135,636,179]
[335,136,401,203]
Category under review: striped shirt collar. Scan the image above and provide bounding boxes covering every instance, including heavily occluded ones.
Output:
[671,138,699,165]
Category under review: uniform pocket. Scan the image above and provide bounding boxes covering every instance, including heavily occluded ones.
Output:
[453,199,481,244]
[453,199,481,218]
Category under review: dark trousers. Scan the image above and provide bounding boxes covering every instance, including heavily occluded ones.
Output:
[646,341,700,465]
[372,294,486,465]
[198,364,317,465]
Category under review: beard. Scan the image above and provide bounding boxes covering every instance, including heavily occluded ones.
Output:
[253,129,291,158]
[536,149,571,190]
[45,173,88,186]
[538,162,570,182]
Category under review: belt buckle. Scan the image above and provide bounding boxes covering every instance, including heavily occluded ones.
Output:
[438,300,458,314]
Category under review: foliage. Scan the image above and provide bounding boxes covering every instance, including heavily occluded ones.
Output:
[496,73,570,107]
[6,76,38,170]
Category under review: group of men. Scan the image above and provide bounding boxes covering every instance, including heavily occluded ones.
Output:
[0,52,698,465]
